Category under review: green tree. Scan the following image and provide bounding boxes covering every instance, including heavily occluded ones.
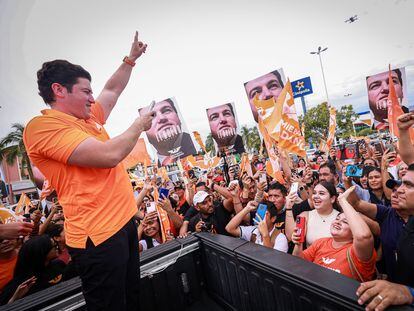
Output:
[301,102,330,144]
[240,125,261,153]
[0,123,34,181]
[336,105,359,139]
[205,133,216,155]
[300,102,359,144]
[356,127,375,137]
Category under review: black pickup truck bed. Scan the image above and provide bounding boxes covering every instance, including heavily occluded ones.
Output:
[1,233,412,311]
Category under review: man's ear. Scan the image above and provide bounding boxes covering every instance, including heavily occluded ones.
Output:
[51,83,68,100]
[194,204,201,212]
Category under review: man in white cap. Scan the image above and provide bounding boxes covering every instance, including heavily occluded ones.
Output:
[188,191,231,235]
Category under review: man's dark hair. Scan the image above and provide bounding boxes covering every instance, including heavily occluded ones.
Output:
[408,163,414,171]
[243,69,285,88]
[366,68,403,87]
[268,182,288,196]
[394,69,403,87]
[261,201,278,221]
[271,69,285,88]
[225,103,235,117]
[195,181,207,188]
[319,162,336,175]
[44,223,64,239]
[163,98,178,114]
[37,60,91,104]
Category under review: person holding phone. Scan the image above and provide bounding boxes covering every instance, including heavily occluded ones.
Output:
[292,186,376,282]
[225,201,289,253]
[285,182,340,247]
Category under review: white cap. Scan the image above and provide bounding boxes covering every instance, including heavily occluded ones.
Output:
[193,191,210,205]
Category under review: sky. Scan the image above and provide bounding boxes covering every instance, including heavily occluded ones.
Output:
[1,0,413,144]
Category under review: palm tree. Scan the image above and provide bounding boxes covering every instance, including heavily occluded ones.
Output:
[0,123,34,181]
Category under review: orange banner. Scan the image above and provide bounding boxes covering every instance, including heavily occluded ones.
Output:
[15,193,34,216]
[156,206,171,242]
[185,154,220,170]
[387,66,414,142]
[253,80,306,157]
[123,138,151,169]
[320,107,336,153]
[239,154,253,177]
[192,131,206,153]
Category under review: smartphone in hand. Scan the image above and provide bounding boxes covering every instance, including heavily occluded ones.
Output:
[146,202,156,214]
[254,204,267,223]
[295,216,306,243]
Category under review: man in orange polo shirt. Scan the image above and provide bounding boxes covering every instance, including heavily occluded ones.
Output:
[23,32,154,311]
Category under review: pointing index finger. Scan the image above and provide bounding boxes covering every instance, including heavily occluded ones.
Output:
[134,31,138,42]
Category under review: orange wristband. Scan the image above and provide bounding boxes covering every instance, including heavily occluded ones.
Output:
[123,56,136,67]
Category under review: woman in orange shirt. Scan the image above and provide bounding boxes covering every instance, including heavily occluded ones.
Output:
[292,186,376,282]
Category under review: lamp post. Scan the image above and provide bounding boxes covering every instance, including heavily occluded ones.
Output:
[310,46,330,106]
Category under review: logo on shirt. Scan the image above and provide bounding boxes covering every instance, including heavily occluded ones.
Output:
[322,257,336,265]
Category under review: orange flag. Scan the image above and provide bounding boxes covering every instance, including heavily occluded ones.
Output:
[326,107,336,150]
[387,65,414,141]
[239,154,253,177]
[192,131,206,153]
[123,138,152,169]
[15,193,34,216]
[320,107,336,153]
[186,154,220,170]
[159,167,170,182]
[156,206,171,242]
[253,81,306,157]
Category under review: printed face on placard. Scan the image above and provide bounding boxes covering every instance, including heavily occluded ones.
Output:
[139,97,197,165]
[244,69,286,122]
[206,103,245,155]
[366,68,407,129]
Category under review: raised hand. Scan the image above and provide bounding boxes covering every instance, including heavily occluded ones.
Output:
[129,31,147,61]
[0,222,34,240]
[253,214,269,237]
[246,201,258,212]
[338,185,355,202]
[227,182,240,198]
[397,112,414,131]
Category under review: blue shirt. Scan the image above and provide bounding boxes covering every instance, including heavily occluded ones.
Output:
[375,204,408,281]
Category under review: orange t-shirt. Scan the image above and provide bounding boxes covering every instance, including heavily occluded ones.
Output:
[23,103,137,248]
[302,237,376,281]
[0,255,17,292]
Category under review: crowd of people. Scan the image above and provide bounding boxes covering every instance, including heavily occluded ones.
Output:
[1,112,414,310]
[1,31,414,311]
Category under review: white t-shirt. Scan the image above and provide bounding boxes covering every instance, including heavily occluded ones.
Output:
[139,238,161,251]
[240,225,289,253]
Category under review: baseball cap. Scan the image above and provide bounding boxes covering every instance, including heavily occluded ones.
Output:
[193,191,210,205]
[386,179,402,190]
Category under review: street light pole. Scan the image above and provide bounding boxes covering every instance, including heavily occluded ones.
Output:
[310,46,330,106]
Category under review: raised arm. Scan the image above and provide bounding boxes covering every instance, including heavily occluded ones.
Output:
[381,149,396,200]
[97,31,147,121]
[225,201,257,237]
[338,186,374,262]
[397,112,414,165]
[68,112,154,168]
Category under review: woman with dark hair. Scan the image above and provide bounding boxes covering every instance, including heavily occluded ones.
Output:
[44,223,70,264]
[287,181,341,247]
[292,186,376,282]
[345,166,390,206]
[0,235,66,304]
